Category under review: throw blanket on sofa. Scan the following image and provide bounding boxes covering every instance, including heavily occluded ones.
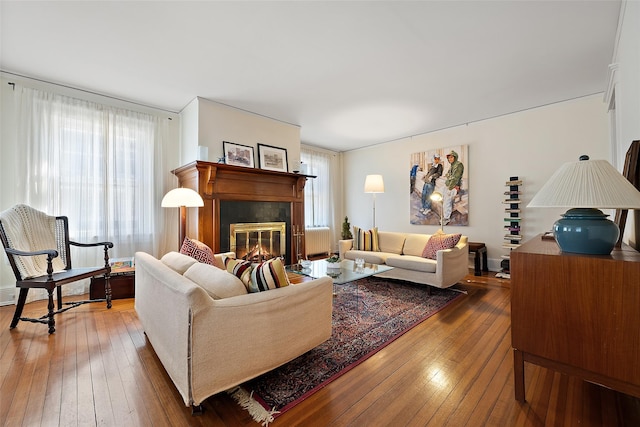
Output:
[0,204,66,278]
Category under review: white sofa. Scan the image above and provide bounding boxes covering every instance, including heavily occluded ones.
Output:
[134,251,333,411]
[339,231,469,289]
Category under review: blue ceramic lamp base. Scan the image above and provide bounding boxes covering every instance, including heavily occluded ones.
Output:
[553,208,620,255]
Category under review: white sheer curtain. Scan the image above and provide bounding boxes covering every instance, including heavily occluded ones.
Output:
[14,86,170,300]
[301,146,341,251]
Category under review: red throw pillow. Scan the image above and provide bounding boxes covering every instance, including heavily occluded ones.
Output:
[180,237,216,266]
[422,233,462,259]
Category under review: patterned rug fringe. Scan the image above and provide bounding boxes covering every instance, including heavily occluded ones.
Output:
[227,386,279,426]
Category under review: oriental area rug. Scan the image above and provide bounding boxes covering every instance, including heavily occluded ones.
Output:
[227,277,465,425]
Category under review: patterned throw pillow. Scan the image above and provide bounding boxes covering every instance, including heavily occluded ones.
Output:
[249,257,290,293]
[352,226,380,252]
[225,257,253,288]
[180,237,215,265]
[421,233,462,260]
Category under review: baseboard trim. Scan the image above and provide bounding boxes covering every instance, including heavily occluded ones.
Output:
[0,287,15,306]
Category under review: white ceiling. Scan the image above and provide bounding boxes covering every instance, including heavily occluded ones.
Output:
[0,1,620,152]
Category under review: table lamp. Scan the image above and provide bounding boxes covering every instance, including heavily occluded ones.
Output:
[364,174,384,228]
[527,155,640,255]
[161,187,204,248]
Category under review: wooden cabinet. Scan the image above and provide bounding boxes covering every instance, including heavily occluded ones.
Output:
[90,268,135,300]
[510,236,640,401]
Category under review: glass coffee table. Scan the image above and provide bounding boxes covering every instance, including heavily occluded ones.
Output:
[289,258,393,284]
[289,259,393,308]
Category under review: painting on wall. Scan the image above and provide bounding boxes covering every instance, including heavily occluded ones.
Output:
[409,144,469,226]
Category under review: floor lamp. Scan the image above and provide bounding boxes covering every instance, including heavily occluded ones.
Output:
[161,188,204,249]
[430,191,444,231]
[364,174,385,228]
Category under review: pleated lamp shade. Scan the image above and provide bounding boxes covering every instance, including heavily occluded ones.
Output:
[528,158,640,209]
[528,156,640,255]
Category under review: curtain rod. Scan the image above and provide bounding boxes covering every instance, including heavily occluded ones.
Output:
[2,70,180,116]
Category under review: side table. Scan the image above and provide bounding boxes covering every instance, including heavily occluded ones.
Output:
[468,242,488,276]
[90,266,135,300]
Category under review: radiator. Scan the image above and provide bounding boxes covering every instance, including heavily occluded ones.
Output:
[305,227,331,257]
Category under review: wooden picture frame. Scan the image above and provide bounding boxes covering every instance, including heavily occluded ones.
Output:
[223,141,255,168]
[257,143,288,173]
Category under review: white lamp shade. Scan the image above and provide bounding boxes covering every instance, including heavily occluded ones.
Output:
[528,158,640,209]
[161,188,204,208]
[364,174,385,193]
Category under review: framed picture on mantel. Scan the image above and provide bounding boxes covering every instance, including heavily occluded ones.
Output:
[257,143,288,173]
[223,141,255,168]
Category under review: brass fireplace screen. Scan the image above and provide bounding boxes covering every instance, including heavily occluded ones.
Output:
[230,222,286,262]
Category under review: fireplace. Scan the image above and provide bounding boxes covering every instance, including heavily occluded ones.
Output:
[219,200,291,261]
[171,161,311,265]
[230,222,286,262]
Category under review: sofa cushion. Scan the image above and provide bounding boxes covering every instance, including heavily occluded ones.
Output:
[353,226,380,251]
[249,257,290,293]
[180,237,215,265]
[344,250,392,265]
[225,258,253,288]
[377,231,407,254]
[161,251,199,274]
[385,254,437,273]
[422,233,462,259]
[403,233,431,257]
[184,262,247,299]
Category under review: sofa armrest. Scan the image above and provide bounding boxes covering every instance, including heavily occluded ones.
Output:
[189,276,334,403]
[435,241,469,286]
[338,239,354,260]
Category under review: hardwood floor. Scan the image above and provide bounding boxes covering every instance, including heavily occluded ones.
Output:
[1,272,638,426]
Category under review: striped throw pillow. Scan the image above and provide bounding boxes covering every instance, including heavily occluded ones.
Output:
[225,257,253,289]
[352,226,380,251]
[249,257,290,293]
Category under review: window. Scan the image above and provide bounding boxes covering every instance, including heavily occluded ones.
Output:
[18,87,165,261]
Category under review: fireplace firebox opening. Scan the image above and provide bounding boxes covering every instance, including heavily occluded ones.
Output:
[230,222,286,262]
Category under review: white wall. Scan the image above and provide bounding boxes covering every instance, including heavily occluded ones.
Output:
[177,97,301,173]
[343,95,609,270]
[608,1,640,247]
[612,1,640,158]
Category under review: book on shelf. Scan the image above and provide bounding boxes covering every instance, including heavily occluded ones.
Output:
[505,180,523,186]
[502,243,521,248]
[504,190,522,195]
[504,234,523,240]
[504,209,521,213]
[504,217,521,222]
[502,199,521,204]
[504,226,521,231]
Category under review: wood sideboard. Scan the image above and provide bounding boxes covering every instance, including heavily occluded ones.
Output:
[510,235,640,401]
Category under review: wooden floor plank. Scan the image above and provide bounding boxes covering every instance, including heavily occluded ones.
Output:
[1,271,638,426]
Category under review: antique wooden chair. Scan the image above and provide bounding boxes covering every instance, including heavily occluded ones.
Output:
[0,204,113,334]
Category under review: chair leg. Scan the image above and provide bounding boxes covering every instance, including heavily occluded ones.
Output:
[105,274,112,309]
[47,289,56,334]
[10,288,29,329]
[57,286,63,310]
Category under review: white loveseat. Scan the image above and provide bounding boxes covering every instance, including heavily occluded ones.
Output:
[134,251,333,411]
[339,231,469,289]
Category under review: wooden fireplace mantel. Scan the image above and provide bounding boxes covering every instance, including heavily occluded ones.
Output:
[171,161,313,264]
